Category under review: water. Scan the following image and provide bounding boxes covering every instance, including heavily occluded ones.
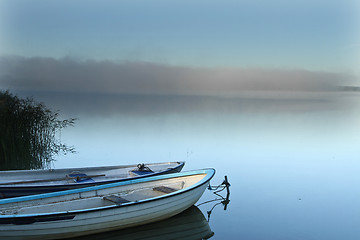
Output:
[20,91,360,239]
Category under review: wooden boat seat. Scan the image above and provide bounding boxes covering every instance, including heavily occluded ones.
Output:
[103,195,130,205]
[153,186,177,194]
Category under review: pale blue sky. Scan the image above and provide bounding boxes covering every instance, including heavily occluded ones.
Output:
[0,0,359,72]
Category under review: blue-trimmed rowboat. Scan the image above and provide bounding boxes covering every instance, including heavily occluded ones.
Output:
[0,162,184,199]
[0,169,215,240]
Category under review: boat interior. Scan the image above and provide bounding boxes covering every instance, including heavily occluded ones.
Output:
[0,162,182,186]
[0,173,206,216]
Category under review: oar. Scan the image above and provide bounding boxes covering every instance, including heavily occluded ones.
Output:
[0,174,106,185]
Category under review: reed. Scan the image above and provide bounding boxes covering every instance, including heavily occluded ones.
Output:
[0,90,76,170]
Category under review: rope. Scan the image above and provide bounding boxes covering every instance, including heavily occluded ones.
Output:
[197,175,231,222]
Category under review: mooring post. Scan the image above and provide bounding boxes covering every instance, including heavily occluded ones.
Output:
[223,175,230,210]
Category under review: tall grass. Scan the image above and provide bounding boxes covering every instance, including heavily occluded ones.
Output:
[0,91,75,170]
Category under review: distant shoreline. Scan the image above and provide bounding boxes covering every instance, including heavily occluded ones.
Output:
[340,86,360,92]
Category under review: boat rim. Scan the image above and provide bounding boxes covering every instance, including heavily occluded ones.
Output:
[0,161,185,174]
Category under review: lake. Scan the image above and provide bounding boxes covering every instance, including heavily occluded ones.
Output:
[20,90,360,239]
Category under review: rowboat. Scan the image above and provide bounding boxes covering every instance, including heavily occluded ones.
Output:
[0,162,184,198]
[0,168,215,240]
[73,205,214,240]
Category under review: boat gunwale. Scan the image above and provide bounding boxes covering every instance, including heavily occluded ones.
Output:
[0,168,215,219]
[0,161,184,174]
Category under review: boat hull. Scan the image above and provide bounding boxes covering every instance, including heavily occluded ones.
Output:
[0,169,215,240]
[72,206,213,240]
[0,162,184,198]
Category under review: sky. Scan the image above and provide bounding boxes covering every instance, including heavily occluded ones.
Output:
[0,0,359,96]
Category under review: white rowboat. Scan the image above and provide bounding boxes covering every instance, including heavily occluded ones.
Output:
[0,168,215,240]
[0,162,184,198]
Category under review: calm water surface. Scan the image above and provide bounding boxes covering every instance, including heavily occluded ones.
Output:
[28,91,360,239]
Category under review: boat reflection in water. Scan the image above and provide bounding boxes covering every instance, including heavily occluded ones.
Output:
[73,205,214,240]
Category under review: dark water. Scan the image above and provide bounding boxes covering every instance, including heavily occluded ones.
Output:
[18,91,360,239]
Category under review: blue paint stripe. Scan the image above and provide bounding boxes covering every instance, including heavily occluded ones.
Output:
[0,169,215,206]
